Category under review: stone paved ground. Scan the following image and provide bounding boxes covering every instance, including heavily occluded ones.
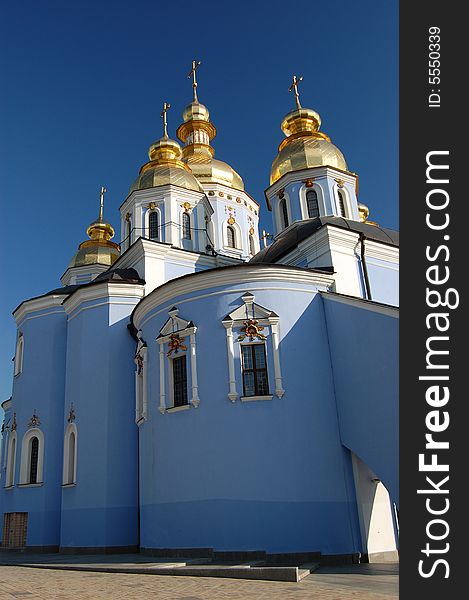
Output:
[0,564,398,599]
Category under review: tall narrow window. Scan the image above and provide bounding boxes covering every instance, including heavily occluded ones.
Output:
[14,335,24,376]
[182,212,191,240]
[241,344,270,397]
[6,434,16,487]
[172,355,188,407]
[280,198,289,228]
[337,190,346,217]
[149,211,159,240]
[63,424,77,485]
[249,234,255,255]
[227,225,236,248]
[29,437,39,484]
[306,189,319,219]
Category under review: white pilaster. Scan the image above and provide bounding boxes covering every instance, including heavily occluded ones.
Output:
[270,319,285,398]
[189,332,200,408]
[158,343,166,413]
[223,322,238,402]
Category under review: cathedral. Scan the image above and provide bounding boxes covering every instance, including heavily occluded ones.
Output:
[1,64,399,563]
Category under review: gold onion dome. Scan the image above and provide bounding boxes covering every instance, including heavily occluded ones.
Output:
[176,60,244,191]
[131,102,203,193]
[69,187,120,268]
[270,75,347,185]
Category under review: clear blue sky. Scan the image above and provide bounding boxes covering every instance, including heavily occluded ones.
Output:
[0,0,398,405]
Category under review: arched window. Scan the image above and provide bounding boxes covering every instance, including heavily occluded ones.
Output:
[182,212,191,240]
[249,234,255,255]
[337,190,346,217]
[126,215,132,245]
[306,189,320,219]
[5,432,16,487]
[280,198,289,228]
[227,225,236,248]
[14,334,24,376]
[29,437,39,484]
[63,424,78,485]
[149,211,159,240]
[20,428,44,485]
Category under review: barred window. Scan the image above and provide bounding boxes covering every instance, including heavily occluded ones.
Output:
[182,212,191,240]
[29,437,39,484]
[280,199,289,228]
[241,344,269,397]
[337,190,346,217]
[172,355,188,407]
[149,211,159,240]
[227,225,236,248]
[306,190,319,219]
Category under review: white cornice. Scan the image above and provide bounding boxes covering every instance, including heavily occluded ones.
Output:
[120,185,206,213]
[1,399,12,411]
[63,282,145,316]
[133,265,334,328]
[363,239,399,263]
[14,295,67,326]
[321,291,399,318]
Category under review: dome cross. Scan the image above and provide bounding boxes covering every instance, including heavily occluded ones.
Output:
[188,60,201,102]
[288,74,304,109]
[99,185,107,221]
[160,102,171,138]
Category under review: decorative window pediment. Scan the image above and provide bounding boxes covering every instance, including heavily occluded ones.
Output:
[222,293,284,402]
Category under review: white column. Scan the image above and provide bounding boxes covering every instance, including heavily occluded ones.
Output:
[190,332,200,408]
[134,370,140,422]
[223,322,238,402]
[270,319,285,398]
[159,343,166,413]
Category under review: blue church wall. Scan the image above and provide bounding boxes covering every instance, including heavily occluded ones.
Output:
[366,258,399,307]
[136,279,362,555]
[322,295,399,505]
[1,309,68,548]
[60,294,140,549]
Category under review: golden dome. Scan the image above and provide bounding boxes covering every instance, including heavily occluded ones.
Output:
[69,194,120,268]
[131,134,203,193]
[176,101,245,191]
[270,107,347,185]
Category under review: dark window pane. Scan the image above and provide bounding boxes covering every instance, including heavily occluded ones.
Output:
[149,211,159,240]
[241,344,269,397]
[182,213,191,240]
[173,356,188,406]
[306,190,319,219]
[29,437,39,484]
[227,226,236,248]
[280,199,289,228]
[242,345,253,370]
[337,191,345,217]
[249,235,255,255]
[254,345,266,368]
[243,372,255,397]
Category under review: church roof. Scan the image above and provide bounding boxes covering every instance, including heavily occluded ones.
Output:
[250,217,399,265]
[13,268,145,315]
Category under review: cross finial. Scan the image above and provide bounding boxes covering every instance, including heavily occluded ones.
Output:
[160,102,171,138]
[99,186,107,221]
[188,60,201,102]
[288,74,303,109]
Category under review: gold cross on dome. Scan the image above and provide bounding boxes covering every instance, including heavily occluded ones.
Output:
[160,102,171,137]
[99,185,107,221]
[188,60,201,101]
[288,74,304,109]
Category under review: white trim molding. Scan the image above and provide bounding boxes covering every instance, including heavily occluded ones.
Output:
[19,427,45,485]
[14,333,24,376]
[5,431,17,488]
[62,423,78,485]
[135,332,148,423]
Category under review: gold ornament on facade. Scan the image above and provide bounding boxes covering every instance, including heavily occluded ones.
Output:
[28,410,41,428]
[67,403,76,423]
[249,226,255,236]
[167,334,188,357]
[148,202,156,210]
[305,178,315,187]
[11,413,17,431]
[236,197,241,203]
[335,178,345,188]
[182,202,192,212]
[228,216,236,225]
[237,320,267,342]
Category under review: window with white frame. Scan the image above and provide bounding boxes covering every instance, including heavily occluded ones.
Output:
[249,234,255,256]
[280,198,289,228]
[63,423,77,485]
[222,292,284,402]
[14,334,24,376]
[306,189,320,219]
[5,431,17,487]
[156,308,199,412]
[149,211,159,240]
[182,212,191,240]
[20,428,44,485]
[337,189,346,217]
[227,225,236,248]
